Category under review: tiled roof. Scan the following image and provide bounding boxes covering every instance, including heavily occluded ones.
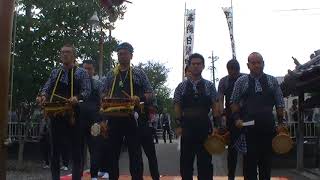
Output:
[281,53,320,96]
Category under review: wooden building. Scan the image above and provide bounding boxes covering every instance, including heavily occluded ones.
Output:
[281,51,320,169]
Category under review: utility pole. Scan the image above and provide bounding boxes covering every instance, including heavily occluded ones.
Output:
[89,11,115,78]
[0,0,15,179]
[208,51,219,87]
[106,24,115,72]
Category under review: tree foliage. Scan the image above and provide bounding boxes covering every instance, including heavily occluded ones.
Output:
[137,61,173,114]
[12,0,126,107]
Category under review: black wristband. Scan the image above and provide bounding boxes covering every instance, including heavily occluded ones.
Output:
[231,112,240,120]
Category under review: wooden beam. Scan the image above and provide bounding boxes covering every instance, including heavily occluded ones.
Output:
[296,75,320,88]
[0,0,15,179]
[296,93,305,170]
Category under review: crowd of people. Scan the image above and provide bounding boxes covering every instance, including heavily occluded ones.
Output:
[36,41,286,180]
[173,52,285,180]
[37,42,171,180]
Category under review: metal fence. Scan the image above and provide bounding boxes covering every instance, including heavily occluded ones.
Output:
[287,121,320,139]
[7,122,41,142]
[7,121,319,143]
[156,129,176,140]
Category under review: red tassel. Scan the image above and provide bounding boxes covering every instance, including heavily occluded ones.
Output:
[101,0,113,8]
[101,0,126,8]
[112,0,125,6]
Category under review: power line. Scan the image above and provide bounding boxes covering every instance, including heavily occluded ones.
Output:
[273,7,320,12]
[208,51,219,87]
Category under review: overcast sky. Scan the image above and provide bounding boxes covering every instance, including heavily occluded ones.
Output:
[112,0,320,93]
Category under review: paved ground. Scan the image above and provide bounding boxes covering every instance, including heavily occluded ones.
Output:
[6,140,319,179]
[118,140,314,179]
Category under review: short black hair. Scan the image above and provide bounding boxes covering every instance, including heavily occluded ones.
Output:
[227,59,240,71]
[62,42,77,56]
[184,65,189,74]
[82,60,96,69]
[83,59,94,65]
[188,53,205,66]
[116,42,134,53]
[292,99,298,104]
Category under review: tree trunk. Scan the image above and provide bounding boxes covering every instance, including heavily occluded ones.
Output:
[17,133,25,169]
[16,1,33,170]
[0,0,15,178]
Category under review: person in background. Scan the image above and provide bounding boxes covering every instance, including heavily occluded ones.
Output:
[160,108,172,143]
[138,100,160,180]
[217,59,246,180]
[289,99,298,122]
[150,110,159,144]
[81,60,109,180]
[35,103,50,169]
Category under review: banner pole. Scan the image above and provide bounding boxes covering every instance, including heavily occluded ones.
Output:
[182,2,186,81]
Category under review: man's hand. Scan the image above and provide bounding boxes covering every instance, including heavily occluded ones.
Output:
[277,116,286,125]
[68,96,78,105]
[131,95,140,106]
[235,119,243,129]
[100,121,108,138]
[37,95,46,106]
[209,128,219,137]
[175,127,182,137]
[36,96,41,104]
[276,121,286,133]
[278,121,285,126]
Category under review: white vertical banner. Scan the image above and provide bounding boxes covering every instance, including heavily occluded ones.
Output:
[222,7,236,59]
[183,9,196,79]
